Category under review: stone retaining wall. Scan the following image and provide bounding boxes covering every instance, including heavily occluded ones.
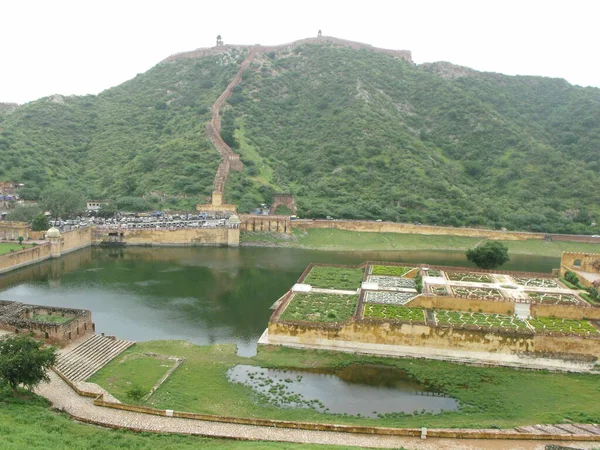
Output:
[291,219,547,240]
[112,228,239,247]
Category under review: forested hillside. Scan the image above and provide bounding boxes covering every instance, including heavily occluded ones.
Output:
[224,45,600,233]
[0,49,245,209]
[1,42,599,233]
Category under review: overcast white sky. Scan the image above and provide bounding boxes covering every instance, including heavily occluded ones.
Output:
[1,0,598,104]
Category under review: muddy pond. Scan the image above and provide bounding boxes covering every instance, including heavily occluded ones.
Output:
[228,363,459,417]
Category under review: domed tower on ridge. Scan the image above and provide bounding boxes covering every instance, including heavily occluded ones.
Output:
[318,29,322,37]
[216,35,223,46]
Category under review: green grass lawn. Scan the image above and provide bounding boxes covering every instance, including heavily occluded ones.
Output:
[302,266,364,290]
[90,341,600,429]
[370,265,413,276]
[88,352,177,402]
[240,228,600,257]
[363,305,426,323]
[0,386,355,450]
[0,243,31,255]
[31,314,72,324]
[279,293,358,323]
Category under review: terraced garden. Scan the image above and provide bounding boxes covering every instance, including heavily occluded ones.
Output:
[424,269,442,277]
[363,304,426,323]
[428,285,449,296]
[363,291,416,305]
[435,311,529,330]
[512,277,559,288]
[366,276,416,289]
[302,266,364,290]
[370,265,414,276]
[279,293,358,323]
[446,272,494,283]
[527,292,582,305]
[528,317,599,335]
[451,286,504,300]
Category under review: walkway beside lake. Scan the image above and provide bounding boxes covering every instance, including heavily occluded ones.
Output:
[35,370,600,450]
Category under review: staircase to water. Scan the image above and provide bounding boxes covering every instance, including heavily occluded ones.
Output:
[55,334,135,382]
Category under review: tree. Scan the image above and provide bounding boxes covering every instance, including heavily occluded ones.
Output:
[466,241,510,270]
[0,334,57,395]
[6,205,42,223]
[31,214,50,231]
[40,186,84,219]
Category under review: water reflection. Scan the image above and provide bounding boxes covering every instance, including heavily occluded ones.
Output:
[0,247,559,355]
[228,364,459,417]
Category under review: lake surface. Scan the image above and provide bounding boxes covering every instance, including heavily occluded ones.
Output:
[228,363,459,417]
[0,246,559,356]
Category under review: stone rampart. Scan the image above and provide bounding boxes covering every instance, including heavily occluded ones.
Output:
[162,36,412,64]
[0,243,52,274]
[113,228,239,247]
[61,227,94,254]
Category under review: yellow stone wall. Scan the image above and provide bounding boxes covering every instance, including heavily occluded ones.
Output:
[268,320,600,359]
[118,228,239,247]
[291,220,546,240]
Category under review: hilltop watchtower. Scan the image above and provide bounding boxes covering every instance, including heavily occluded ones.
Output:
[216,35,223,46]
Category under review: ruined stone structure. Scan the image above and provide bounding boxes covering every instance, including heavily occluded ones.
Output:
[561,251,600,287]
[0,221,30,240]
[0,299,93,344]
[239,215,291,233]
[271,194,297,214]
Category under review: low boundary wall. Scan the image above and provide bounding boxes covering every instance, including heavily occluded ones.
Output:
[90,389,600,441]
[0,243,52,274]
[291,220,548,241]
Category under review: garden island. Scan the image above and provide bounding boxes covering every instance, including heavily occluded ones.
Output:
[263,252,600,372]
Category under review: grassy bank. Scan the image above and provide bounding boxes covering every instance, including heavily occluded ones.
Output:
[89,341,600,429]
[0,386,358,450]
[0,243,31,255]
[240,229,600,257]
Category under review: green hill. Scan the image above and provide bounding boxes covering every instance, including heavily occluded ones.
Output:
[1,41,599,233]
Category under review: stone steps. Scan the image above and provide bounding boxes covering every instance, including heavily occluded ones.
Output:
[55,334,135,382]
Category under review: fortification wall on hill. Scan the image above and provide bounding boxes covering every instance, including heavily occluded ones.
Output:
[162,36,412,64]
[207,49,255,192]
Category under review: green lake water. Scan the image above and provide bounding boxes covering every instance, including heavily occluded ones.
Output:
[0,246,559,356]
